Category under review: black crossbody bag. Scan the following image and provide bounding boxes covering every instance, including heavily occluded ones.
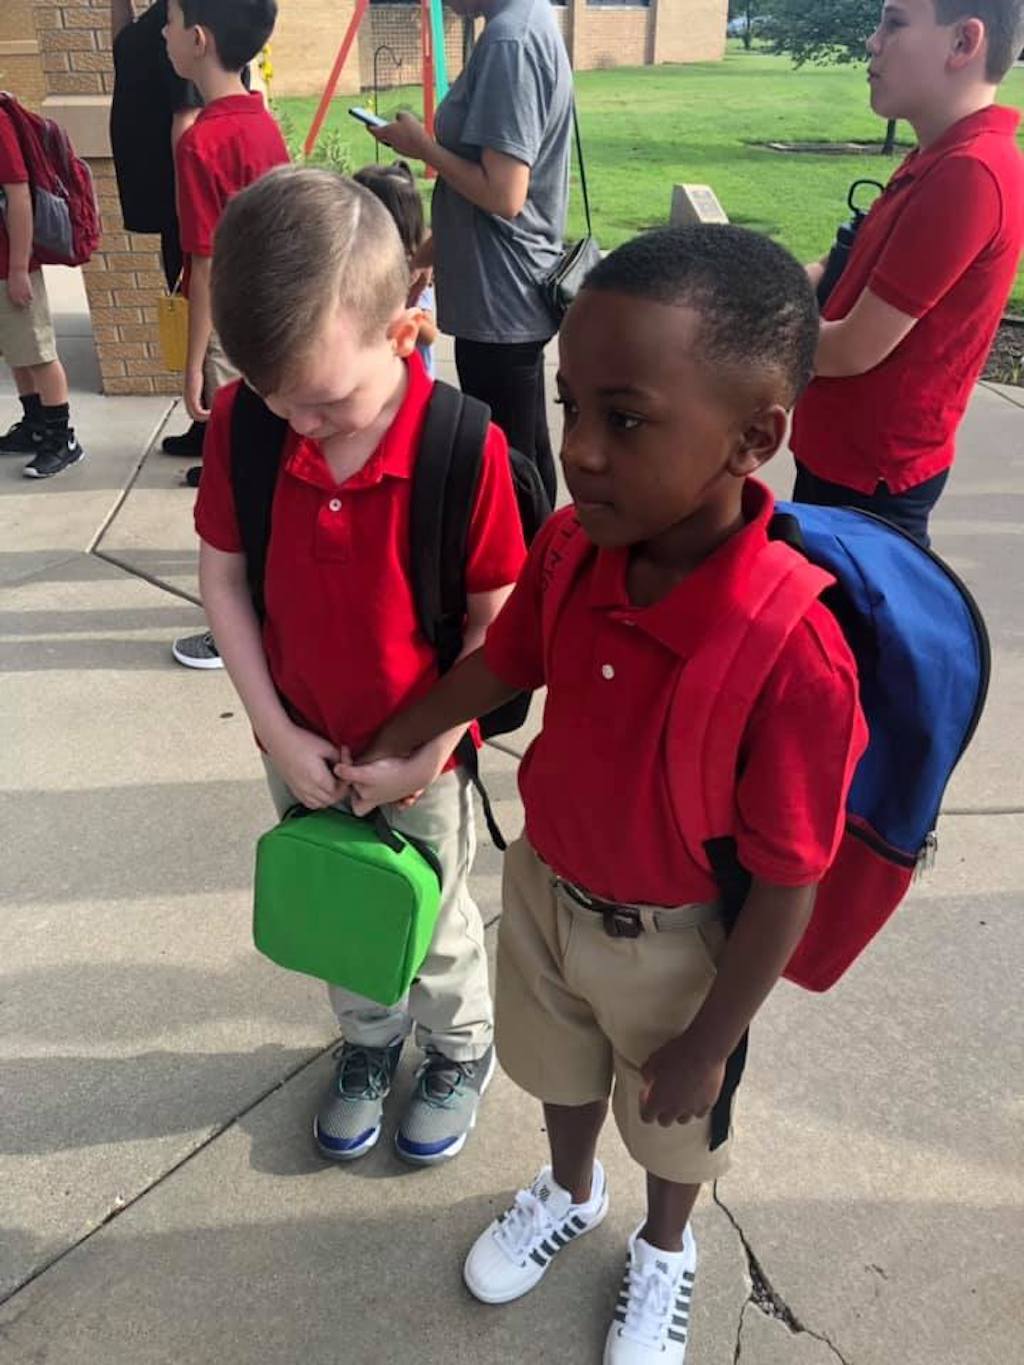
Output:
[543,103,601,322]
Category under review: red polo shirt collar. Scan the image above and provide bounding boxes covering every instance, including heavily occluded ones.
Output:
[586,479,775,657]
[283,353,427,493]
[890,105,1020,187]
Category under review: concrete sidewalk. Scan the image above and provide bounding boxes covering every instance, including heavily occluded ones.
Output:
[0,271,1021,1364]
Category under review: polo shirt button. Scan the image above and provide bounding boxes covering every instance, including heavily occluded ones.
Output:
[601,663,615,680]
[328,498,342,512]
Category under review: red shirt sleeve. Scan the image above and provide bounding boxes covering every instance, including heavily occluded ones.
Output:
[175,134,221,258]
[194,382,244,552]
[464,423,528,594]
[869,156,1003,318]
[735,602,868,886]
[0,109,28,185]
[483,510,570,691]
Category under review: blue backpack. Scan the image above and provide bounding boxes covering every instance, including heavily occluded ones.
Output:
[544,496,990,991]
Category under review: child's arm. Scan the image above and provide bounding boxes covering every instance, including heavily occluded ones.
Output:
[814,287,916,378]
[199,540,347,810]
[416,311,439,349]
[337,588,520,814]
[184,254,214,422]
[639,879,816,1127]
[110,0,134,44]
[3,182,34,309]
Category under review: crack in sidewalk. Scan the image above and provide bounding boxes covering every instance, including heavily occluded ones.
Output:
[713,1183,851,1364]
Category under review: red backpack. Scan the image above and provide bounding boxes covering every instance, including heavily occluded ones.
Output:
[0,93,100,267]
[539,497,989,992]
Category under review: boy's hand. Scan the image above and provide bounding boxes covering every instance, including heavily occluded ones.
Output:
[263,722,346,810]
[6,270,33,309]
[335,743,446,817]
[639,1033,728,1128]
[184,364,211,423]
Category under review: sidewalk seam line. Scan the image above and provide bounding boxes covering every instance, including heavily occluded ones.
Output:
[88,401,177,556]
[91,548,201,608]
[0,1038,339,1313]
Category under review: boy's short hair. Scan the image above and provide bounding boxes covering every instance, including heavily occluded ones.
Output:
[181,0,277,72]
[212,165,410,395]
[933,0,1024,81]
[583,225,818,408]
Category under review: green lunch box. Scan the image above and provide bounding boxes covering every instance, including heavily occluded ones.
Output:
[253,806,443,1007]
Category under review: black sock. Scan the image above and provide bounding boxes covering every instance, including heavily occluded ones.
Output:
[41,402,71,431]
[20,393,43,422]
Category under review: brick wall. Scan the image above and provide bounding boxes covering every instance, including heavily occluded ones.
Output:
[273,0,361,98]
[651,0,727,64]
[31,0,179,395]
[0,0,48,110]
[271,0,726,96]
[571,6,651,71]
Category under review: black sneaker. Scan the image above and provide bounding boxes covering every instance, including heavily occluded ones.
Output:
[23,431,86,479]
[0,415,42,456]
[184,465,202,488]
[162,421,207,457]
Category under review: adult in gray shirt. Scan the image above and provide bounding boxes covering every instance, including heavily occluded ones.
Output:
[376,0,572,503]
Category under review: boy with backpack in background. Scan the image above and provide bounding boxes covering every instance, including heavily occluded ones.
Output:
[794,0,1024,545]
[162,0,289,669]
[0,99,86,480]
[195,165,526,1165]
[342,226,871,1363]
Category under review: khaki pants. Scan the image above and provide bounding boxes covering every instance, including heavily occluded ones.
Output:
[496,836,733,1184]
[0,271,57,368]
[204,329,238,401]
[263,761,493,1061]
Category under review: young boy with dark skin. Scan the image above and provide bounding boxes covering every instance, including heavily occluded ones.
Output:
[793,0,1024,545]
[341,227,867,1363]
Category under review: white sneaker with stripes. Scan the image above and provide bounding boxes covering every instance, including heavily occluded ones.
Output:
[604,1222,697,1363]
[463,1161,609,1304]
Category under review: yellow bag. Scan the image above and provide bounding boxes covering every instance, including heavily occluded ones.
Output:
[157,283,189,373]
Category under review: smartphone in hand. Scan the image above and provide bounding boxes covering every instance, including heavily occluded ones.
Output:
[349,106,388,130]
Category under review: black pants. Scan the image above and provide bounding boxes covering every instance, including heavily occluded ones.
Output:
[160,221,184,293]
[792,462,950,549]
[455,337,556,506]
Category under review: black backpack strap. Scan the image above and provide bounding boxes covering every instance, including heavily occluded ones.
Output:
[229,383,289,621]
[411,380,487,671]
[412,382,507,849]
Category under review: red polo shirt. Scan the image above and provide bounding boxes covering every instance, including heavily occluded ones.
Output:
[792,105,1024,494]
[175,92,289,292]
[195,354,527,756]
[0,107,40,281]
[484,483,867,905]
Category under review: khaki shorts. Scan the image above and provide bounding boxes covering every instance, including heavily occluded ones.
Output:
[495,836,734,1184]
[0,271,57,368]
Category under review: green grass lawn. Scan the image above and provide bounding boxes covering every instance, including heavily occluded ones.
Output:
[275,47,1024,307]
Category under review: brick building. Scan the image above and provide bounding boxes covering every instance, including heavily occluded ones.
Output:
[273,0,727,98]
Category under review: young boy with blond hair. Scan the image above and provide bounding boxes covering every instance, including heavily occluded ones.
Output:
[195,166,526,1164]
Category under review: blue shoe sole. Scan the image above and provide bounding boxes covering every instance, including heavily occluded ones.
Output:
[394,1050,497,1167]
[313,1115,382,1163]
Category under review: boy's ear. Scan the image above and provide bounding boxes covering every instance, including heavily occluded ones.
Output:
[728,404,788,477]
[949,17,986,72]
[387,307,420,360]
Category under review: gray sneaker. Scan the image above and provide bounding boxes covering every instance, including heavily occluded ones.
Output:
[171,629,223,670]
[314,1040,404,1161]
[396,1046,496,1165]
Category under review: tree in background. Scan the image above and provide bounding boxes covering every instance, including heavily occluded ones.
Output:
[767,0,899,154]
[727,0,756,51]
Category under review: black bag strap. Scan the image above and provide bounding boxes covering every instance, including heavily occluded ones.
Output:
[571,102,592,239]
[229,383,289,621]
[411,382,507,850]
